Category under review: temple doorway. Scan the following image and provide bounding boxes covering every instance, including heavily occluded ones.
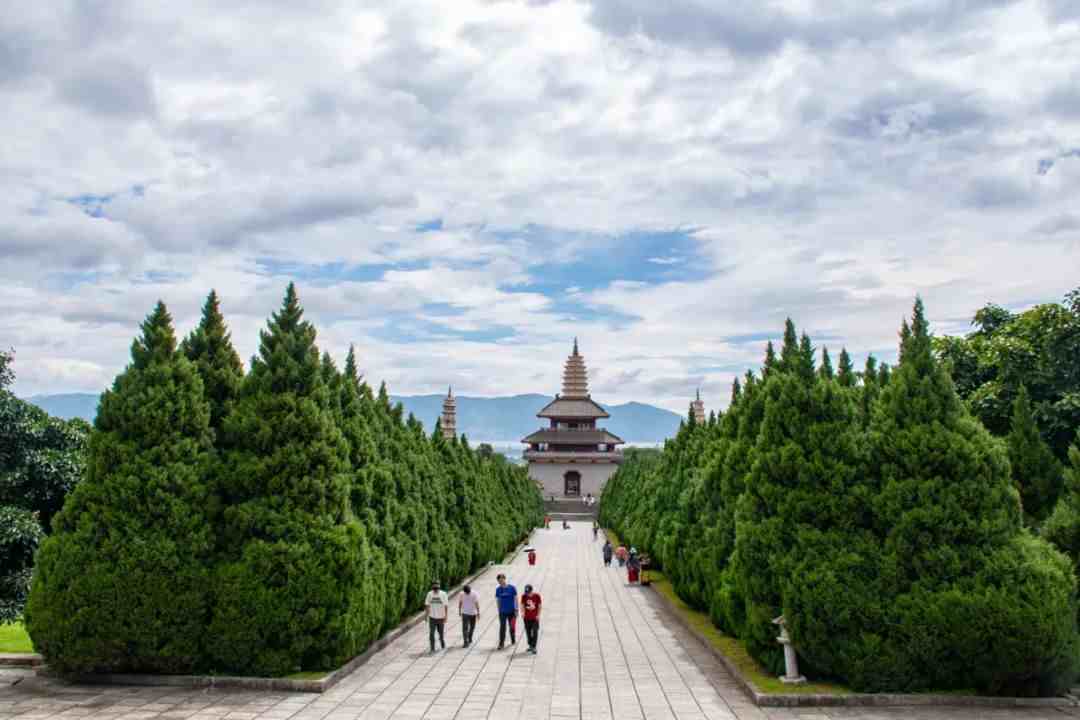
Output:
[564,471,581,497]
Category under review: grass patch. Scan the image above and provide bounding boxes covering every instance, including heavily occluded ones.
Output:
[649,575,849,696]
[283,671,328,681]
[0,622,34,654]
[604,527,848,696]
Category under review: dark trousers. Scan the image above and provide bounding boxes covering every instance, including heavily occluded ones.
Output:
[461,614,477,645]
[429,617,445,651]
[499,612,516,646]
[524,618,540,649]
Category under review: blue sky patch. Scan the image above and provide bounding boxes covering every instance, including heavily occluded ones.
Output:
[503,226,711,293]
[371,312,516,344]
[254,257,428,285]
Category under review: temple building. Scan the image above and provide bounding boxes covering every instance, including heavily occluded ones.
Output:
[691,388,706,425]
[441,386,457,440]
[523,339,624,498]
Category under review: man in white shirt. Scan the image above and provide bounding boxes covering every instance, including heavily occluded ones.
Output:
[425,580,449,654]
[458,583,480,647]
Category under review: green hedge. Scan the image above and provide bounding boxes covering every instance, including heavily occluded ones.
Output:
[601,299,1079,695]
[27,285,542,676]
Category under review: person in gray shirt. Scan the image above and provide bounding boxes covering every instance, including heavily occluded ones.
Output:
[459,584,480,647]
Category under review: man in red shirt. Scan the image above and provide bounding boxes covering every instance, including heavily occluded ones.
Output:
[521,584,542,654]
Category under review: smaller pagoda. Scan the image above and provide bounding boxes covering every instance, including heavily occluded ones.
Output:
[441,386,457,440]
[691,388,706,425]
[523,339,623,498]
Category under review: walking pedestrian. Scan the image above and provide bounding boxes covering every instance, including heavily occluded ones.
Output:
[627,548,641,584]
[528,547,537,566]
[425,581,449,654]
[592,521,599,540]
[615,543,628,567]
[602,540,613,566]
[521,584,542,654]
[459,584,479,647]
[494,573,518,649]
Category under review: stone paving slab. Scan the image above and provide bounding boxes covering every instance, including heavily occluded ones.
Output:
[5,523,1080,719]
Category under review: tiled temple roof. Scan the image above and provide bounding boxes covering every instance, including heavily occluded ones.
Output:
[521,428,624,445]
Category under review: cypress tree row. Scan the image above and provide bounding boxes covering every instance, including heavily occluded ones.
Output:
[27,303,215,673]
[601,298,1079,695]
[27,285,542,677]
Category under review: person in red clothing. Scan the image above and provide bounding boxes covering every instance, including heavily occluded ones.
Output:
[521,584,542,654]
[527,548,537,566]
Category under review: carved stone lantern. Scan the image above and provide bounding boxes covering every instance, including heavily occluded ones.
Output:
[772,615,806,684]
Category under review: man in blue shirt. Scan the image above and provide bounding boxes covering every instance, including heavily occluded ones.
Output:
[494,573,518,649]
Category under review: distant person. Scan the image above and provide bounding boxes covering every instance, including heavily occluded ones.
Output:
[615,544,628,567]
[459,584,479,647]
[521,584,543,654]
[592,521,599,540]
[602,540,613,566]
[627,548,641,584]
[425,581,449,654]
[584,493,592,505]
[528,548,537,566]
[544,515,551,529]
[495,573,519,649]
[562,519,570,530]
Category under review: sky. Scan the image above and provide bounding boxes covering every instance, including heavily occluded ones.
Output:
[2,0,1078,413]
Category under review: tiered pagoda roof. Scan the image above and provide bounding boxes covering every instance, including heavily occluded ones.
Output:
[521,428,624,445]
[536,337,611,419]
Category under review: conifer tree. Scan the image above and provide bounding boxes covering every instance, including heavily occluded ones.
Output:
[779,319,799,371]
[182,290,243,434]
[836,348,855,387]
[762,341,778,377]
[818,346,834,381]
[209,283,358,676]
[859,355,879,426]
[797,333,816,382]
[877,362,891,386]
[26,303,214,673]
[733,355,863,672]
[1043,432,1080,574]
[1008,385,1063,521]
[855,297,1076,694]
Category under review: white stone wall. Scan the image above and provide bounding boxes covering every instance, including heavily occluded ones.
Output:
[528,462,619,499]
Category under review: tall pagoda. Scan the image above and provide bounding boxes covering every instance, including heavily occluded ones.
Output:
[441,386,457,440]
[523,339,624,498]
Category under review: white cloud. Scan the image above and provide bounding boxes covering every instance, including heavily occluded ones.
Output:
[2,0,1079,415]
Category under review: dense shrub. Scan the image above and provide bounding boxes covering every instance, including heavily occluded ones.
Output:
[26,303,215,673]
[0,505,42,623]
[26,286,542,676]
[1,349,88,620]
[603,298,1080,695]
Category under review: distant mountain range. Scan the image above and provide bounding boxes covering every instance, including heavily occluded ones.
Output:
[27,392,683,443]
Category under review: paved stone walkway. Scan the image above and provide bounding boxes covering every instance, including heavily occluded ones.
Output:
[3,522,1079,719]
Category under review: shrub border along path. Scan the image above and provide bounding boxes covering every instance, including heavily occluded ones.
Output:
[36,538,532,694]
[642,553,1076,709]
